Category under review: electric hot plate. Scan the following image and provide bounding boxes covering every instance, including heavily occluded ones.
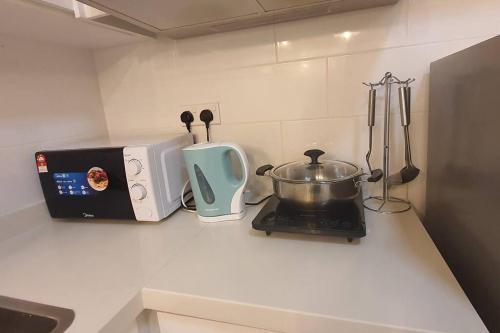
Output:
[252,196,366,242]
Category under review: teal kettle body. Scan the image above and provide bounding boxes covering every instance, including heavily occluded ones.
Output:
[183,143,249,222]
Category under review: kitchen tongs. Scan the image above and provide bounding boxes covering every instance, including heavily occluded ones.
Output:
[365,84,383,182]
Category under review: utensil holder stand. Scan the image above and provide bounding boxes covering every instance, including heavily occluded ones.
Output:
[362,72,413,214]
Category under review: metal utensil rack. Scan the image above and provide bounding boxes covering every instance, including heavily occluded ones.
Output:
[362,72,415,214]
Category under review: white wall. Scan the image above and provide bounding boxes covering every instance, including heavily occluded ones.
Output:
[0,34,108,217]
[93,0,500,216]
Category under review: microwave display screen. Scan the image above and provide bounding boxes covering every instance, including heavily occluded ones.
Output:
[53,172,98,196]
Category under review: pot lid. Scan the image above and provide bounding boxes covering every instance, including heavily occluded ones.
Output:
[272,149,360,183]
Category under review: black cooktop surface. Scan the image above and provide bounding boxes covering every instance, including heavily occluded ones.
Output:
[252,196,366,241]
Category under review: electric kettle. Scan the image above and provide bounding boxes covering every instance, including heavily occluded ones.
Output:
[183,143,249,222]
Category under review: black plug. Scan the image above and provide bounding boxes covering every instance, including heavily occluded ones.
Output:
[199,109,214,141]
[180,111,194,133]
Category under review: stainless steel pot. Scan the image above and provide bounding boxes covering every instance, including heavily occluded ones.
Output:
[256,149,364,209]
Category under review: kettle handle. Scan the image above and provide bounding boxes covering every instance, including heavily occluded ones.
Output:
[221,143,249,213]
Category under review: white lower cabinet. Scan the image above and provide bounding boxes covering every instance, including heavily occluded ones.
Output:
[157,312,278,333]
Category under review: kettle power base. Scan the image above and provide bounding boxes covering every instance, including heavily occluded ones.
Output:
[198,210,246,223]
[252,196,366,242]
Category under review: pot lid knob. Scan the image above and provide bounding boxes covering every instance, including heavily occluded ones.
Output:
[304,149,325,165]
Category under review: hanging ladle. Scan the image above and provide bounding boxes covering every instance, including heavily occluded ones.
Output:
[366,85,383,182]
[388,84,420,185]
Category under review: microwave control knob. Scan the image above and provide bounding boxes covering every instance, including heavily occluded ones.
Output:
[126,159,142,176]
[130,184,147,201]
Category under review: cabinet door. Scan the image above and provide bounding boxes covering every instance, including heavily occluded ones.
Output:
[38,0,74,11]
[81,0,262,31]
[257,0,332,11]
[157,312,277,333]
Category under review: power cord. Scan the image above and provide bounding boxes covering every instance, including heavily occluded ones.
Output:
[180,111,194,133]
[200,109,213,142]
[180,179,272,212]
[180,109,214,143]
[181,179,196,212]
[245,195,273,206]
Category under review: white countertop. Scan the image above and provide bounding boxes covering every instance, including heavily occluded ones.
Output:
[0,204,204,333]
[0,203,487,333]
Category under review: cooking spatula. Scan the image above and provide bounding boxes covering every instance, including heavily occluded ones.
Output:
[366,87,383,182]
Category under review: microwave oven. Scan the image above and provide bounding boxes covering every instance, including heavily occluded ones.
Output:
[35,134,193,222]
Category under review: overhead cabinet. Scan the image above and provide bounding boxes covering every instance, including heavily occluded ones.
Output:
[76,0,400,38]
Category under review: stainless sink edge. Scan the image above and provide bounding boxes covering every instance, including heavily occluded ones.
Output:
[0,295,75,333]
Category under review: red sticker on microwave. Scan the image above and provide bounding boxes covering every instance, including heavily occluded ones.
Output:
[36,153,48,173]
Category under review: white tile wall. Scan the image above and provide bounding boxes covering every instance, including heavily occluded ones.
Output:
[275,0,409,62]
[211,122,283,196]
[93,0,500,217]
[172,59,328,124]
[0,34,107,217]
[327,37,491,118]
[173,25,276,74]
[408,0,500,45]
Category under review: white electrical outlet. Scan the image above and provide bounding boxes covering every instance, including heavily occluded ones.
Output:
[179,102,221,127]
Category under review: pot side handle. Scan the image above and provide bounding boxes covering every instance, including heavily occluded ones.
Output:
[256,164,273,176]
[355,169,383,187]
[367,169,383,182]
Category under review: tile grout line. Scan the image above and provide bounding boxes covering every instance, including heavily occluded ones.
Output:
[0,133,108,151]
[406,0,411,43]
[108,111,430,137]
[272,24,279,64]
[0,200,46,219]
[270,35,494,66]
[279,120,285,163]
[325,57,329,119]
[89,48,111,141]
[166,34,493,80]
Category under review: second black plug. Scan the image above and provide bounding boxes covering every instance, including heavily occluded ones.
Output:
[200,109,214,142]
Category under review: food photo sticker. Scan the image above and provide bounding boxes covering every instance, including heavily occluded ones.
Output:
[87,167,109,191]
[36,153,48,173]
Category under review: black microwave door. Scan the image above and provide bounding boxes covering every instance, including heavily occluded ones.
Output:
[36,147,135,220]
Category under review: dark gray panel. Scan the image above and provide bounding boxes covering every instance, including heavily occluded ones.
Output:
[427,35,500,333]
